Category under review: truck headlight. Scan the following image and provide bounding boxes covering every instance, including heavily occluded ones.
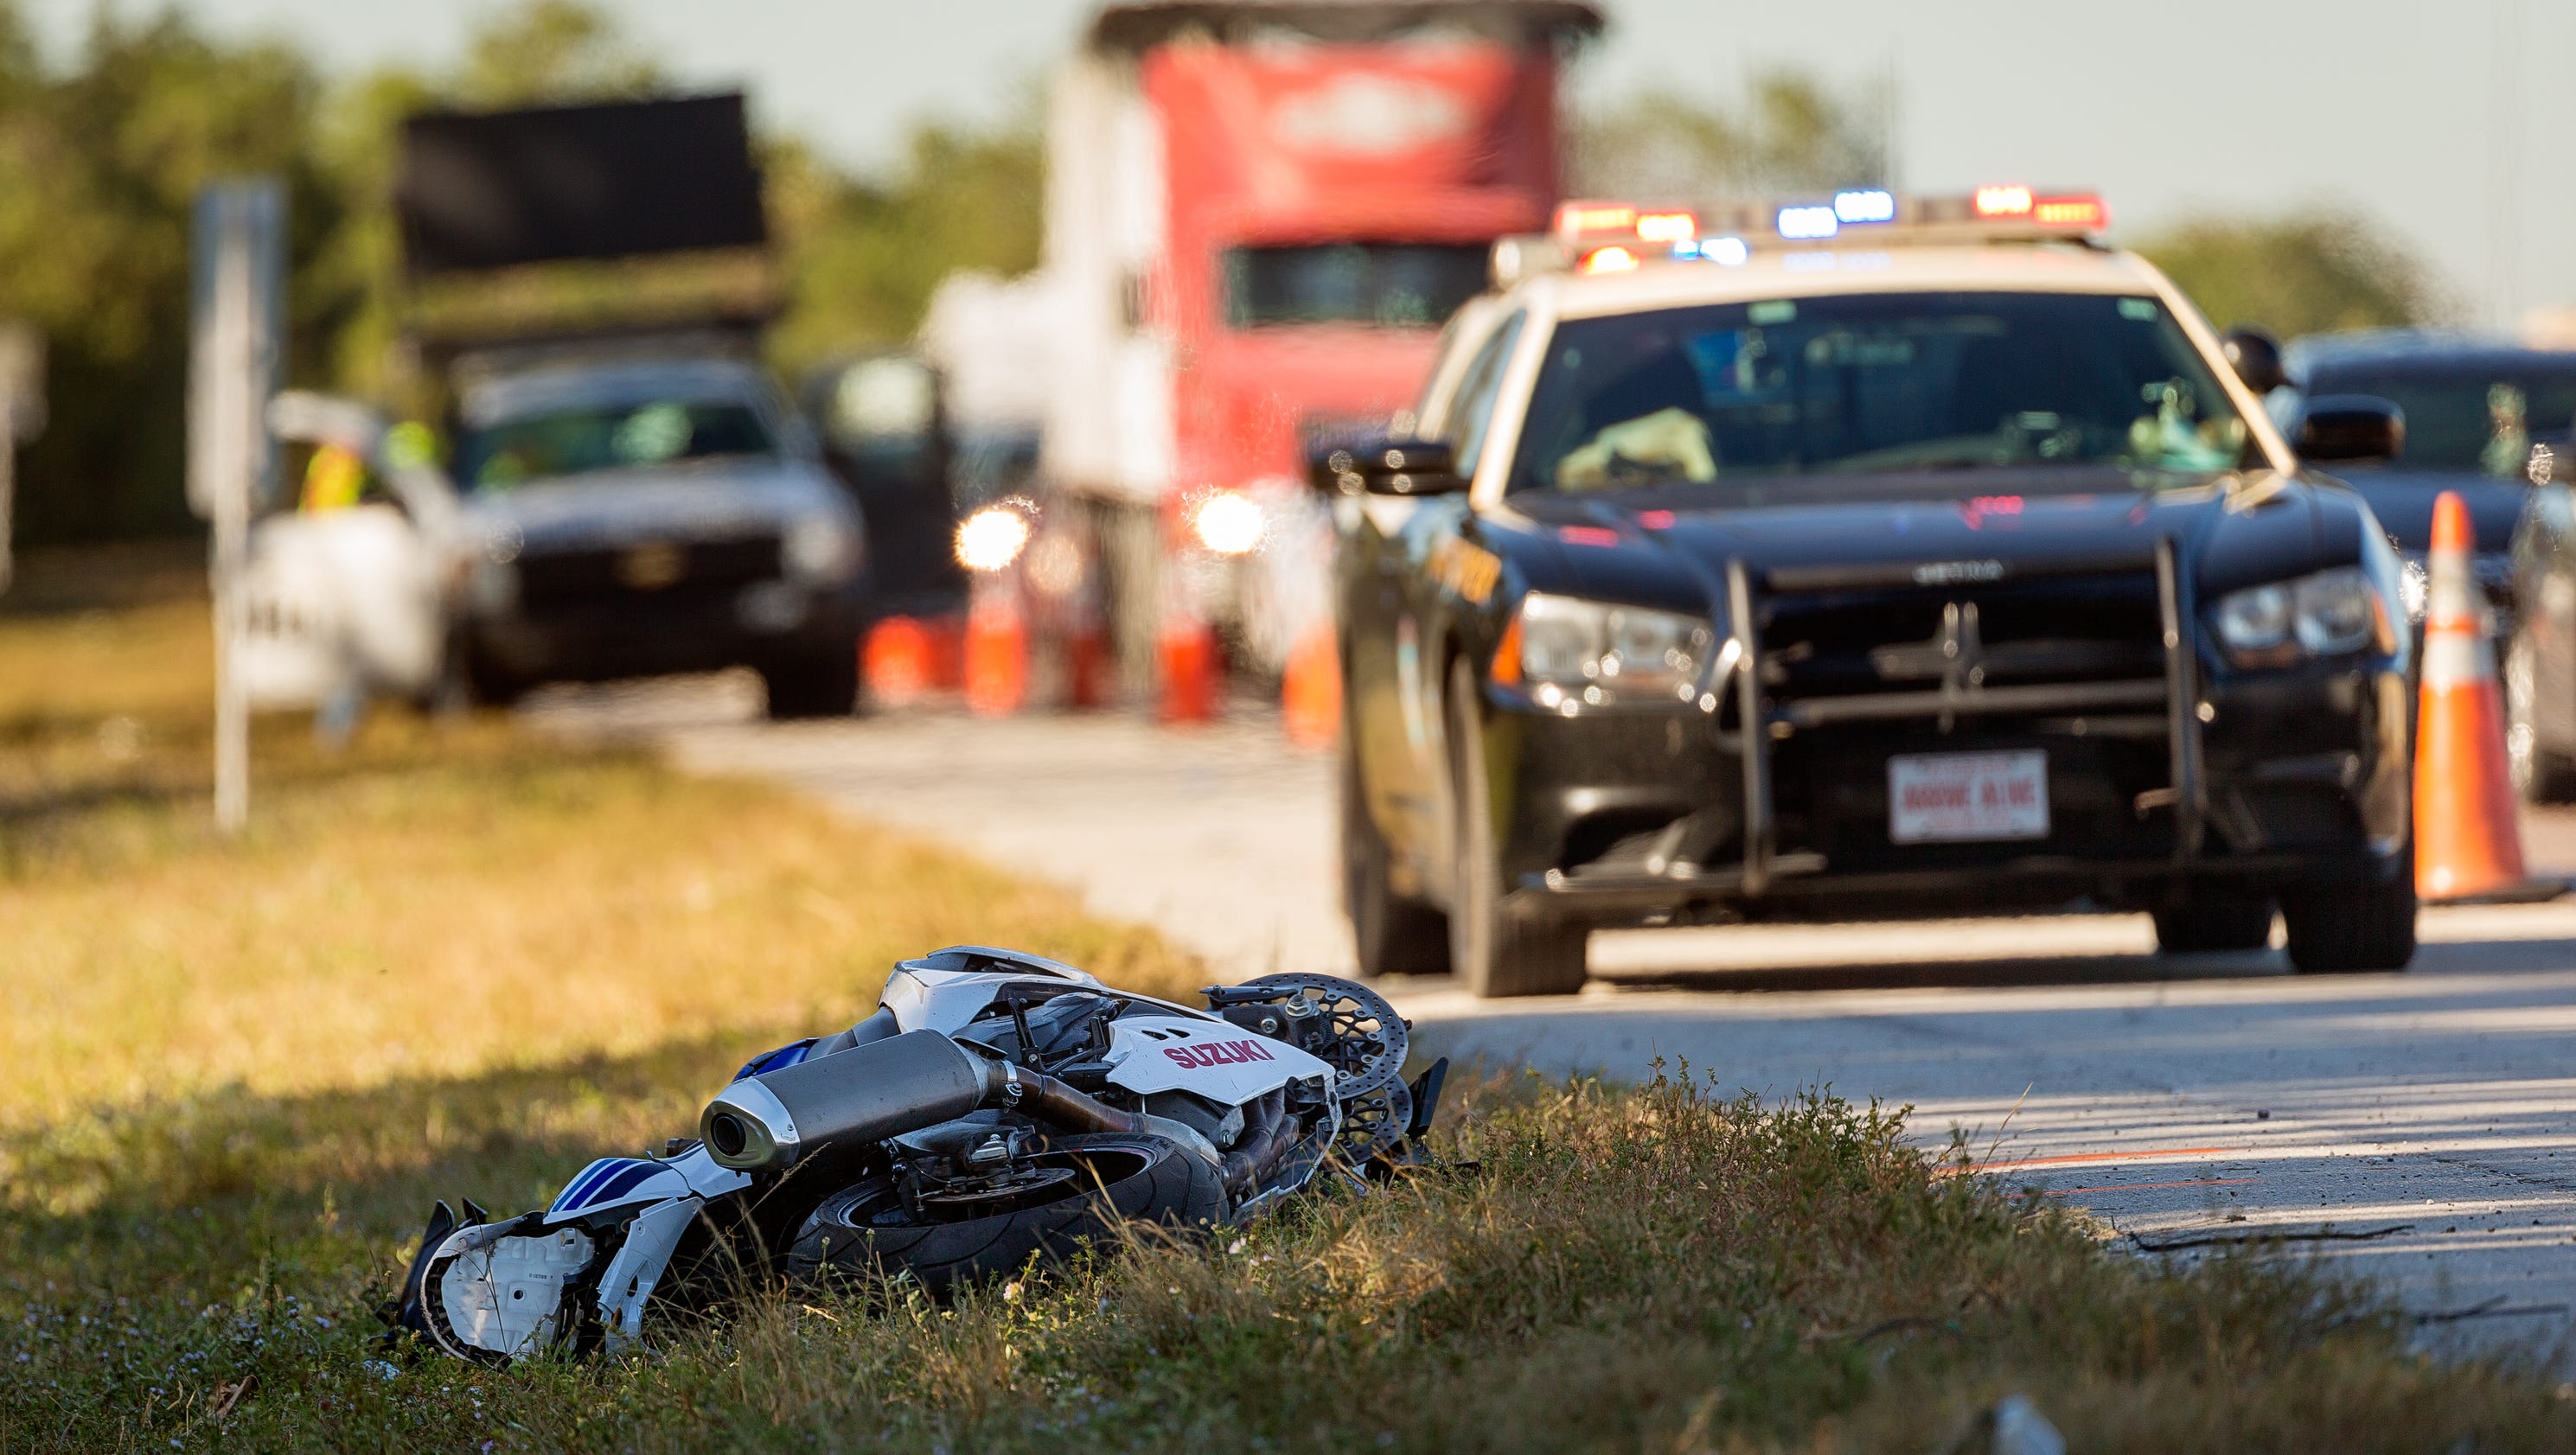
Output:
[1509,593,1714,709]
[2212,566,2385,666]
[467,557,519,616]
[783,514,860,583]
[956,504,1032,573]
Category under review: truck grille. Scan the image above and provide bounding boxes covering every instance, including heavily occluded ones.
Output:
[516,533,783,607]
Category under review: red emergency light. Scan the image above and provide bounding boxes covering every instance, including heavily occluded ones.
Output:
[1972,185,2107,231]
[1554,201,1636,239]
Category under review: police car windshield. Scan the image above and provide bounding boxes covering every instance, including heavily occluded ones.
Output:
[1512,290,2255,495]
[2303,361,2576,476]
[457,399,777,492]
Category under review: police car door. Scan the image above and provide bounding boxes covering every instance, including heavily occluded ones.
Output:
[1377,309,1524,872]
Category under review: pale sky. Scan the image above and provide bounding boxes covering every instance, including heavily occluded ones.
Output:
[29,0,2574,326]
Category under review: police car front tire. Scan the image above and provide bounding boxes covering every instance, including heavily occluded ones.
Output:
[2279,846,2417,973]
[1448,661,1588,998]
[761,645,861,719]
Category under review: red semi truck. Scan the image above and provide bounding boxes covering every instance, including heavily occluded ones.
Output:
[1037,1,1601,716]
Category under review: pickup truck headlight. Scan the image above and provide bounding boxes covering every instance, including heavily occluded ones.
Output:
[2211,566,2386,666]
[1510,593,1714,708]
[783,514,860,583]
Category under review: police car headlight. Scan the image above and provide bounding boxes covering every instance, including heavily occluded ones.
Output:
[783,514,860,583]
[1512,593,1714,708]
[2213,566,2383,666]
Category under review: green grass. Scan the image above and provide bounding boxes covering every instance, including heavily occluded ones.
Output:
[3,560,2571,1452]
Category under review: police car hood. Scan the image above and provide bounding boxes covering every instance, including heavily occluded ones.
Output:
[457,458,847,555]
[2314,468,2522,556]
[1508,472,2336,612]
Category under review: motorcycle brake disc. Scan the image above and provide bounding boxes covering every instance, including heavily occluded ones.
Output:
[1330,1076,1412,1171]
[1231,973,1409,1101]
[915,1163,1079,1210]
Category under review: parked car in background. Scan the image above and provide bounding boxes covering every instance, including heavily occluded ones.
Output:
[802,351,967,623]
[2259,332,2576,802]
[2269,332,2576,626]
[447,354,870,718]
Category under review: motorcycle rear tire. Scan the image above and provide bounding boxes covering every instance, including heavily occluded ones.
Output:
[787,1133,1222,1295]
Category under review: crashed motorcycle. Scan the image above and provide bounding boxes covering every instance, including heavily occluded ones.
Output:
[388,946,1443,1364]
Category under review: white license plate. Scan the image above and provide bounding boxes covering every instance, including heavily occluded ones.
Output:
[1887,750,2049,844]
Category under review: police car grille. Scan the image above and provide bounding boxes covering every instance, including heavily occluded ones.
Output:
[1760,570,2166,712]
[1752,564,2183,867]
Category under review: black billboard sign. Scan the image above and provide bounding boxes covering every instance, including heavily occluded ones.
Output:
[397,93,767,276]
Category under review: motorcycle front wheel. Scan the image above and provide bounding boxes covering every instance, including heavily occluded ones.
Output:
[788,1133,1223,1295]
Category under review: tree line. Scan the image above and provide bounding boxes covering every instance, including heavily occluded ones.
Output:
[0,3,2438,549]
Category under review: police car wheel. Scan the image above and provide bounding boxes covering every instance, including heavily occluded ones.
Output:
[761,646,861,719]
[2150,896,2276,954]
[1447,660,1588,998]
[2279,844,2418,973]
[1340,725,1451,977]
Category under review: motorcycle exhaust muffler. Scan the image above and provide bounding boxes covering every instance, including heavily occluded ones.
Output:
[703,1026,1230,1177]
[701,1030,998,1172]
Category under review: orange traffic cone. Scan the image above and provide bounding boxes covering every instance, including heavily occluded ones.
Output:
[1157,607,1220,724]
[862,617,936,707]
[2415,490,2547,901]
[962,578,1027,718]
[1281,621,1339,750]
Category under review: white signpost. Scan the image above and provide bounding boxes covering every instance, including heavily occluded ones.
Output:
[0,322,45,597]
[188,180,284,834]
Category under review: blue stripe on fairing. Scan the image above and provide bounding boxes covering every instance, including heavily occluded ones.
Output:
[730,1038,816,1082]
[549,1158,630,1213]
[578,1162,666,1208]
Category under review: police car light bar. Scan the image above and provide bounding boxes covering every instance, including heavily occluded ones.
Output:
[1506,187,2110,284]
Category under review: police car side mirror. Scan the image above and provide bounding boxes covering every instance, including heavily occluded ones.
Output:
[2220,327,2285,396]
[2294,394,2405,464]
[1307,437,1467,498]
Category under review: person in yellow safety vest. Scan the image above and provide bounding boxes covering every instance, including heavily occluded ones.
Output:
[299,442,366,512]
[384,419,439,474]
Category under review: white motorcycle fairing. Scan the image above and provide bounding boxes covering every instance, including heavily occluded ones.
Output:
[418,1144,747,1363]
[1102,1014,1333,1102]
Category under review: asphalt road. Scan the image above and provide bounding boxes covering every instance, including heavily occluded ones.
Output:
[534,675,2576,1354]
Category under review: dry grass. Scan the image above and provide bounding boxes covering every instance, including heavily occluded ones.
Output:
[3,563,2571,1452]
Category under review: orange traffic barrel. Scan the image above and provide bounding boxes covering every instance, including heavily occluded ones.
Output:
[1281,621,1339,750]
[962,578,1028,718]
[2415,490,2552,901]
[1063,616,1114,711]
[862,617,936,706]
[1156,609,1220,724]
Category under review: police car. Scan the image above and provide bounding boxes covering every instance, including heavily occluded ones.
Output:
[1321,189,2416,997]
